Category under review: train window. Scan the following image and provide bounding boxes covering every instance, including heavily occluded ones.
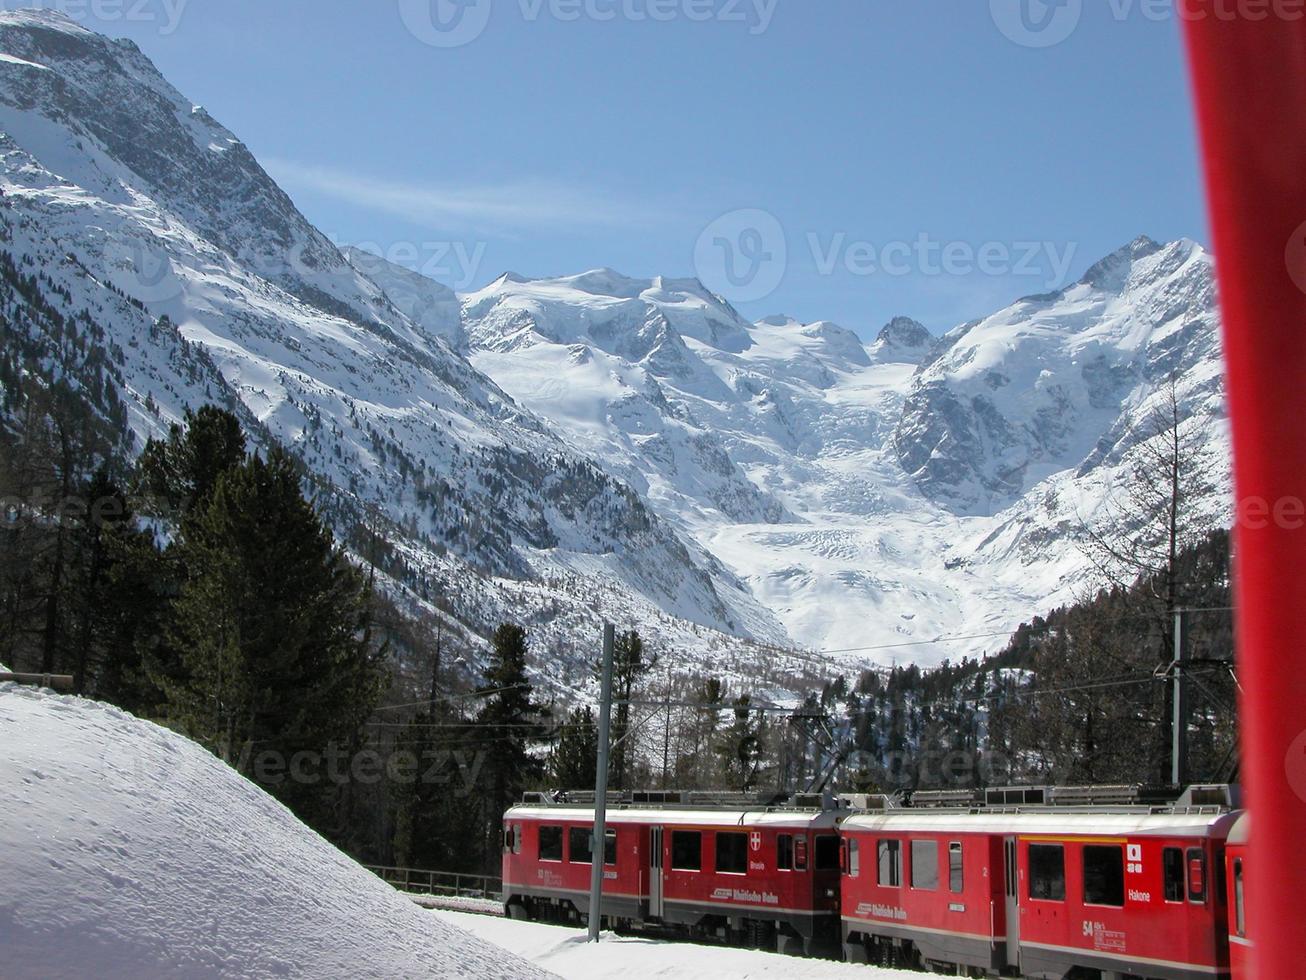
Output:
[848,838,860,878]
[815,835,840,871]
[716,832,748,874]
[1234,859,1245,937]
[1083,845,1125,907]
[795,836,808,871]
[877,840,902,888]
[502,826,513,854]
[777,834,793,871]
[1187,848,1208,903]
[1163,848,1185,902]
[1029,844,1066,902]
[569,827,590,863]
[671,831,702,871]
[949,842,964,893]
[910,840,939,891]
[569,827,617,865]
[539,826,564,862]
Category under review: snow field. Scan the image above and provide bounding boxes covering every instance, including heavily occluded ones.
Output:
[0,684,551,979]
[434,908,925,980]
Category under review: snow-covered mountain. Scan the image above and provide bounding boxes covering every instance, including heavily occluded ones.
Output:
[895,236,1223,514]
[460,241,1230,658]
[0,10,792,698]
[0,11,1231,682]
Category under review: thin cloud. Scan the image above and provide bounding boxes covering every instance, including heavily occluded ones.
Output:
[264,158,684,235]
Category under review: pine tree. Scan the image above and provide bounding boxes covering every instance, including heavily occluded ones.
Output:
[137,405,246,517]
[165,446,386,820]
[389,709,483,873]
[550,706,598,788]
[93,516,171,713]
[594,629,656,789]
[475,623,545,869]
[716,694,761,792]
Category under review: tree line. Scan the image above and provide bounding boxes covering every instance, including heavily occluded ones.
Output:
[2,374,1237,876]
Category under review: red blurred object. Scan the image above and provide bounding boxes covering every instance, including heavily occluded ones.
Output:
[1182,7,1306,978]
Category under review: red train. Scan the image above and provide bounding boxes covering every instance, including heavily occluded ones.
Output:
[502,785,1249,978]
[501,790,845,954]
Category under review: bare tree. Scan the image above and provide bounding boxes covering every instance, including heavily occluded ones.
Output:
[1073,375,1220,781]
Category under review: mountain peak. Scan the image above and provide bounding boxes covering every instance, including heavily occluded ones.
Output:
[873,316,932,356]
[878,315,930,342]
[1079,235,1164,290]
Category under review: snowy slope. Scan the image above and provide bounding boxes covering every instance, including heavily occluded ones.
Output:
[435,909,922,980]
[462,243,1229,659]
[0,11,1233,677]
[0,10,791,696]
[895,237,1222,512]
[0,684,551,980]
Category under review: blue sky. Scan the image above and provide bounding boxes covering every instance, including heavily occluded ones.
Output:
[88,0,1206,337]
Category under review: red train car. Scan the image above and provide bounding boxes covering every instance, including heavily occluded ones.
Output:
[1223,813,1250,980]
[502,793,846,954]
[841,799,1239,978]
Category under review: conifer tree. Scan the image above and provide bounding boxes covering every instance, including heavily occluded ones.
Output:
[166,446,386,818]
[593,629,655,789]
[137,405,246,517]
[475,623,544,868]
[550,706,598,788]
[716,694,761,792]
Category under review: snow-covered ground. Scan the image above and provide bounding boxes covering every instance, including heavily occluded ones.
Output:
[0,684,550,979]
[433,909,922,980]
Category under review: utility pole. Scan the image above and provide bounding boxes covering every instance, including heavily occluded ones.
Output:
[1172,609,1189,787]
[588,623,615,943]
[661,662,672,789]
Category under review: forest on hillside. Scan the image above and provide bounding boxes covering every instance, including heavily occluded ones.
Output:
[1,366,1236,875]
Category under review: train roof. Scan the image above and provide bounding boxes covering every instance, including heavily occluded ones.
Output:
[504,805,845,830]
[841,808,1241,838]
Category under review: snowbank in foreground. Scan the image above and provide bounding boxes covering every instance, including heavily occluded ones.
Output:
[0,685,550,980]
[434,909,925,980]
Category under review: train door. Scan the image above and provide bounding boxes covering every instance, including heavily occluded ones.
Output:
[1003,836,1020,969]
[649,826,664,919]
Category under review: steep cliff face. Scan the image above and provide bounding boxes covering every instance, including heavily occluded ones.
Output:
[893,237,1221,514]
